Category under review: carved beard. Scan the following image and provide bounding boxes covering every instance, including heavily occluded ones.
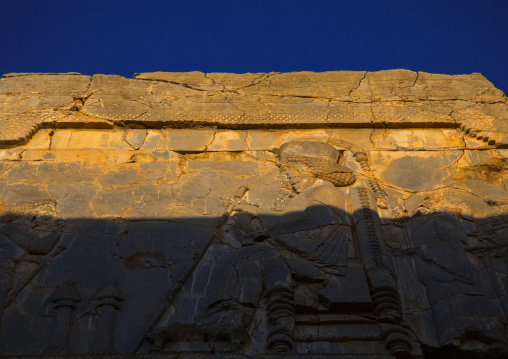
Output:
[279,163,317,194]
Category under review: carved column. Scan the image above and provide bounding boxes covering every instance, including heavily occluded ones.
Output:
[350,185,411,358]
[262,259,295,353]
[44,281,81,355]
[354,152,388,208]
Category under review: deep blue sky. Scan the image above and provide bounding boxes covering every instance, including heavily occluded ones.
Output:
[1,0,507,94]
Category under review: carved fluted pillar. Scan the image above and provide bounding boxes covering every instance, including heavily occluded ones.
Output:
[350,185,411,358]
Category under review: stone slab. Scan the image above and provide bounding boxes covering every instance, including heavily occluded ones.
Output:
[1,70,507,148]
[0,71,508,359]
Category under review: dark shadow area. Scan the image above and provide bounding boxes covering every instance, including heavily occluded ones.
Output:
[0,205,507,359]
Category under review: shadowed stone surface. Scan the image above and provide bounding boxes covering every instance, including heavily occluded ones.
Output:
[0,71,507,359]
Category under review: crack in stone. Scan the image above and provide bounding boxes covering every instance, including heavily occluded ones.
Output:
[132,76,208,93]
[239,73,270,90]
[48,129,55,150]
[412,72,420,87]
[203,131,217,152]
[348,71,368,100]
[203,73,225,92]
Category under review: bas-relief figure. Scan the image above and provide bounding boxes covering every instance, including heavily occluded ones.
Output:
[0,138,507,359]
[404,215,507,352]
[1,70,508,358]
[147,141,412,357]
[145,142,508,358]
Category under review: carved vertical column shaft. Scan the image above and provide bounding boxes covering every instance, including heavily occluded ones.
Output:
[354,152,388,208]
[262,259,295,353]
[351,186,400,321]
[350,186,411,358]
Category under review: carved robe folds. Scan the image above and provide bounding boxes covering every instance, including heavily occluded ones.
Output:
[2,71,508,359]
[149,141,415,357]
[408,214,507,350]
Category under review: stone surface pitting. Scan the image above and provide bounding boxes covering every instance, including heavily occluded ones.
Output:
[1,71,508,359]
[1,70,507,147]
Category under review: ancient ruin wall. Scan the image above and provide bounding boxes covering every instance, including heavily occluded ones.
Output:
[0,70,508,358]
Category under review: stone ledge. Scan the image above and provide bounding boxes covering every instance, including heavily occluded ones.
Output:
[1,70,507,148]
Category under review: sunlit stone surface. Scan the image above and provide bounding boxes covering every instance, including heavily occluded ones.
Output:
[0,71,507,359]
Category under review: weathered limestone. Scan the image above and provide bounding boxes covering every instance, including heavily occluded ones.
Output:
[1,70,507,148]
[0,71,507,359]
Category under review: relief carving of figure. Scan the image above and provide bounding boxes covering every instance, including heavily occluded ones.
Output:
[149,141,382,354]
[407,213,508,354]
[148,141,418,357]
[197,141,360,351]
[0,201,60,316]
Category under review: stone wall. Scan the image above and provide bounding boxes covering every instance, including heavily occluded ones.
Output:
[0,71,507,359]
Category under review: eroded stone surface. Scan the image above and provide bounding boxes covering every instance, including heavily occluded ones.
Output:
[0,71,508,359]
[1,70,507,148]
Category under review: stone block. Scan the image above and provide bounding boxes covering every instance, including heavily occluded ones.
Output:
[0,71,507,359]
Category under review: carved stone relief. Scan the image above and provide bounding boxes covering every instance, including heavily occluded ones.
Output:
[1,71,508,358]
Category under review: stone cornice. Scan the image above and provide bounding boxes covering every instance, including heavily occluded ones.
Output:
[1,70,507,148]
